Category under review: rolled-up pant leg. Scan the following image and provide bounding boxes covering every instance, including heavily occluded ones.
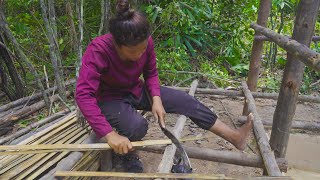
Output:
[158,86,217,130]
[98,100,148,141]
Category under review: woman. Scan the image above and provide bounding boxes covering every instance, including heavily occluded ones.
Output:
[75,0,253,173]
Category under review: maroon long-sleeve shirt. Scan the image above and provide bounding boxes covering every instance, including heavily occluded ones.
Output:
[75,34,160,139]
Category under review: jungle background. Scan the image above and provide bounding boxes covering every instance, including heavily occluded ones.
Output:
[0,0,319,106]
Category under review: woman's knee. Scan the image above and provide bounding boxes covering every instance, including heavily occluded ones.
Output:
[125,118,148,141]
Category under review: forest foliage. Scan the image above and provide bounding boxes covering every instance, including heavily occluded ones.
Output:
[0,0,319,102]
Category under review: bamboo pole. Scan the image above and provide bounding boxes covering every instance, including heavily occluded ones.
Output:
[0,136,205,155]
[141,146,288,172]
[0,107,74,145]
[250,23,320,71]
[55,171,229,179]
[170,87,320,103]
[237,116,320,132]
[0,91,72,126]
[241,81,282,176]
[157,80,198,173]
[0,79,75,113]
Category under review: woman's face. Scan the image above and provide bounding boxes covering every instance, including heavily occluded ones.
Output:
[116,39,148,62]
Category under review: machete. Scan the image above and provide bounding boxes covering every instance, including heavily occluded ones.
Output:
[143,85,192,173]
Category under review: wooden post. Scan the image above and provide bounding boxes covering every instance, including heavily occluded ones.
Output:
[270,0,320,158]
[157,80,198,173]
[251,23,320,71]
[170,86,320,103]
[242,81,282,176]
[244,0,272,115]
[142,146,288,172]
[237,116,320,132]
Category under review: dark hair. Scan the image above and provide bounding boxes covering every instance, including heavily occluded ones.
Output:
[109,0,151,46]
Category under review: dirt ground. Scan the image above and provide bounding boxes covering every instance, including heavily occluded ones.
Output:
[136,94,320,179]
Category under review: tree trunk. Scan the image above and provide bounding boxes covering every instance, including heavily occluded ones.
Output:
[66,1,78,53]
[244,0,272,115]
[0,36,25,100]
[0,2,50,108]
[48,0,64,79]
[75,0,84,78]
[98,0,111,36]
[270,0,320,158]
[40,0,67,101]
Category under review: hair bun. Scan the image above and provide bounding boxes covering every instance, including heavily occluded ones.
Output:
[116,0,133,18]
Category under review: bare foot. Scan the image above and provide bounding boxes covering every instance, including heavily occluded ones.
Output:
[234,113,253,151]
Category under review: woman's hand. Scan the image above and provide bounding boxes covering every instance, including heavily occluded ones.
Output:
[103,131,133,155]
[152,96,166,128]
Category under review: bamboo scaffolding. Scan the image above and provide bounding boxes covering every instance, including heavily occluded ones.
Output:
[250,23,320,71]
[171,87,320,103]
[56,171,229,179]
[241,81,282,176]
[237,116,320,131]
[157,80,198,173]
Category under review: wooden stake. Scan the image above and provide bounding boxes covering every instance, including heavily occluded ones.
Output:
[157,80,198,173]
[241,81,282,176]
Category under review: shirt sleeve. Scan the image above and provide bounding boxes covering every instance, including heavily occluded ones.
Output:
[75,42,112,139]
[143,36,161,97]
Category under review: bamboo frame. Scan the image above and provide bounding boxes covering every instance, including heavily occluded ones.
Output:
[241,81,282,176]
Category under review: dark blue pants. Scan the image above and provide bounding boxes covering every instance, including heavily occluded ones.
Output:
[98,86,217,141]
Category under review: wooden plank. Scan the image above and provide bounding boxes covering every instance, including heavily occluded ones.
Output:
[157,80,198,173]
[55,171,229,179]
[241,81,282,176]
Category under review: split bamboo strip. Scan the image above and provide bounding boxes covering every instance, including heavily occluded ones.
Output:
[0,107,74,145]
[0,114,77,171]
[20,111,76,145]
[26,134,89,179]
[242,81,282,176]
[0,122,78,170]
[0,125,83,175]
[39,134,96,180]
[56,171,229,179]
[11,128,88,179]
[0,135,207,155]
[70,151,99,171]
[158,80,198,173]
